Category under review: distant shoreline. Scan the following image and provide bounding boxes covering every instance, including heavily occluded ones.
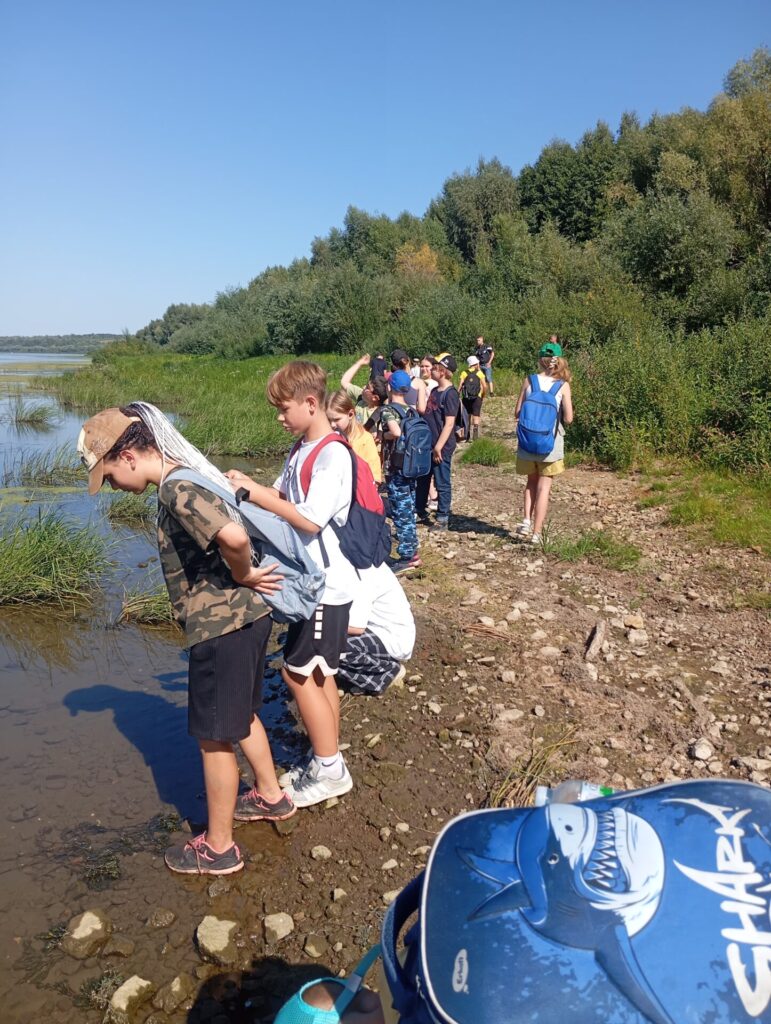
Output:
[0,334,119,355]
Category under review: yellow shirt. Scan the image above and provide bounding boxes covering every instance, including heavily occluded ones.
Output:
[351,428,382,483]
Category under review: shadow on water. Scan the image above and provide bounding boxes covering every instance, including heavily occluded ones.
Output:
[63,681,203,820]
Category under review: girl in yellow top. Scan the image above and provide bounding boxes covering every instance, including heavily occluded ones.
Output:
[326,389,382,484]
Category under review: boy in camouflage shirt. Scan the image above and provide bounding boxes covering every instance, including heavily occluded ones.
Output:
[78,404,294,877]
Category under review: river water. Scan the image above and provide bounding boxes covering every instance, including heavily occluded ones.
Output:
[0,355,296,1018]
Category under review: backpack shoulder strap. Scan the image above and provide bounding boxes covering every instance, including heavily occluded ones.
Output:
[528,373,540,393]
[548,379,564,396]
[380,873,425,1015]
[387,402,408,420]
[163,467,237,510]
[298,433,350,496]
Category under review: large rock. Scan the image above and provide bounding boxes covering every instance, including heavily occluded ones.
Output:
[105,976,155,1024]
[61,909,112,960]
[196,916,239,966]
[152,973,197,1014]
[264,913,294,943]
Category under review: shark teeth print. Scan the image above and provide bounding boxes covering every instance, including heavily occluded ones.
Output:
[583,810,627,893]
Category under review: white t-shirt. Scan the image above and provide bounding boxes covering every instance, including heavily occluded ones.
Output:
[273,437,359,605]
[349,563,415,661]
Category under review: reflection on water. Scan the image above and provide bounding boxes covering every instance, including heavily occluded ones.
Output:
[0,354,297,1010]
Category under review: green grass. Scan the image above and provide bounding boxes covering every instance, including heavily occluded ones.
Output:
[543,529,642,571]
[118,583,176,626]
[637,467,771,557]
[733,590,771,611]
[460,438,515,466]
[2,444,85,488]
[0,511,108,605]
[105,490,156,525]
[5,395,58,428]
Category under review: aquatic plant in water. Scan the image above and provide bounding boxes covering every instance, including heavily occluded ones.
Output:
[0,510,108,605]
[119,583,176,626]
[105,489,156,524]
[2,444,85,488]
[5,395,58,429]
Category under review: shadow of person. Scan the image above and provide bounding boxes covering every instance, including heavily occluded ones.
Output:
[446,511,512,539]
[63,683,202,820]
[188,955,333,1023]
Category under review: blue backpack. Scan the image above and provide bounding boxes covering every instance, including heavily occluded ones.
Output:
[516,374,563,457]
[387,405,433,479]
[380,779,771,1023]
[163,467,325,623]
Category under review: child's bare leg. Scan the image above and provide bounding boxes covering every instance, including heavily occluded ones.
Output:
[523,472,538,521]
[238,714,283,801]
[199,740,239,851]
[532,475,553,535]
[283,667,338,756]
[318,669,341,740]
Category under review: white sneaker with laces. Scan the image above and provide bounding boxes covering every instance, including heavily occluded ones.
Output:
[278,755,312,789]
[515,520,532,537]
[530,533,542,545]
[286,758,353,808]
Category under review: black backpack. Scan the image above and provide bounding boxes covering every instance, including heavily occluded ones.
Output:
[461,371,482,400]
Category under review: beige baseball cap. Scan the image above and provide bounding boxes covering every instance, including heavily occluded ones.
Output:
[77,408,140,494]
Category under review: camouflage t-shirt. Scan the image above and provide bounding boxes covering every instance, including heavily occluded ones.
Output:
[157,478,268,648]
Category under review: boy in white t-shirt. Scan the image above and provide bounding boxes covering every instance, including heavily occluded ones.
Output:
[337,562,416,695]
[226,361,359,808]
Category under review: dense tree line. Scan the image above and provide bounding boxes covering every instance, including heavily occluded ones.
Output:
[132,50,771,471]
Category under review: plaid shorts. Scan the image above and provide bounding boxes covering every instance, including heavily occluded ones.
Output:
[337,629,403,695]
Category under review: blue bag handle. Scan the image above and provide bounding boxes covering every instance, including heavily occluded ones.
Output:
[380,873,424,1015]
[528,373,540,393]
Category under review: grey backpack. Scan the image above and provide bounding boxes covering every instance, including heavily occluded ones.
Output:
[164,467,325,623]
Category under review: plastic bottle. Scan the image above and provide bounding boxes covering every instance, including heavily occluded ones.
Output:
[534,780,615,807]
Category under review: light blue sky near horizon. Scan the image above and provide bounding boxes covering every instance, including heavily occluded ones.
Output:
[0,0,768,336]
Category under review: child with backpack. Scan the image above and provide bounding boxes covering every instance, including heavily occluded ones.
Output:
[415,353,460,531]
[381,370,432,575]
[458,354,487,440]
[225,361,365,808]
[327,388,382,484]
[514,340,573,545]
[77,403,294,877]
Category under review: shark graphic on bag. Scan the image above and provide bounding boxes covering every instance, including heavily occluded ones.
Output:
[380,780,771,1023]
[164,467,325,623]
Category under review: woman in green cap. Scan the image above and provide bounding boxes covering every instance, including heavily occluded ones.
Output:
[513,336,573,544]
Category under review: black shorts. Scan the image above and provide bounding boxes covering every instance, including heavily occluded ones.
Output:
[462,396,483,417]
[283,602,352,678]
[188,616,272,743]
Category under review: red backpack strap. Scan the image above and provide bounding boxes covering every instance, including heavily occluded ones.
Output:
[298,433,351,497]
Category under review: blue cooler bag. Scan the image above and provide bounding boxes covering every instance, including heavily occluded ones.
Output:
[381,780,771,1023]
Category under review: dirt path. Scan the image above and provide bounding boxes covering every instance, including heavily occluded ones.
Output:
[12,400,771,1023]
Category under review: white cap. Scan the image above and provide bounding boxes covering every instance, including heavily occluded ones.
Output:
[467,355,479,366]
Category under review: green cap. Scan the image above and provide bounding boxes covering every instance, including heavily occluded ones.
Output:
[539,341,562,358]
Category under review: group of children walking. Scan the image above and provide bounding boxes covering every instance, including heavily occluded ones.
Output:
[76,336,572,879]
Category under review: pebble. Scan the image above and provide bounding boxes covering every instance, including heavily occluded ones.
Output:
[533,705,546,718]
[196,916,239,965]
[381,859,398,871]
[691,738,715,762]
[584,663,599,682]
[623,613,645,629]
[382,890,401,905]
[478,616,496,627]
[506,609,522,623]
[61,908,112,960]
[146,908,176,929]
[538,646,561,660]
[500,670,517,683]
[395,822,410,833]
[305,934,330,959]
[332,888,348,902]
[311,845,332,861]
[264,913,295,943]
[427,701,443,715]
[531,629,548,642]
[627,629,649,647]
[539,610,556,621]
[495,708,524,725]
[105,976,155,1024]
[152,974,196,1015]
[102,934,135,958]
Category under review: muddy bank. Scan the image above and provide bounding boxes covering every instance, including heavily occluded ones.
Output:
[2,399,770,1023]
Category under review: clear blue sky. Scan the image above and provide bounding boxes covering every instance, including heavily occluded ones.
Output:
[1,0,767,335]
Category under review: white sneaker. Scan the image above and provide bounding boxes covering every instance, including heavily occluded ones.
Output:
[530,533,542,545]
[515,520,532,537]
[278,754,312,789]
[286,759,353,808]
